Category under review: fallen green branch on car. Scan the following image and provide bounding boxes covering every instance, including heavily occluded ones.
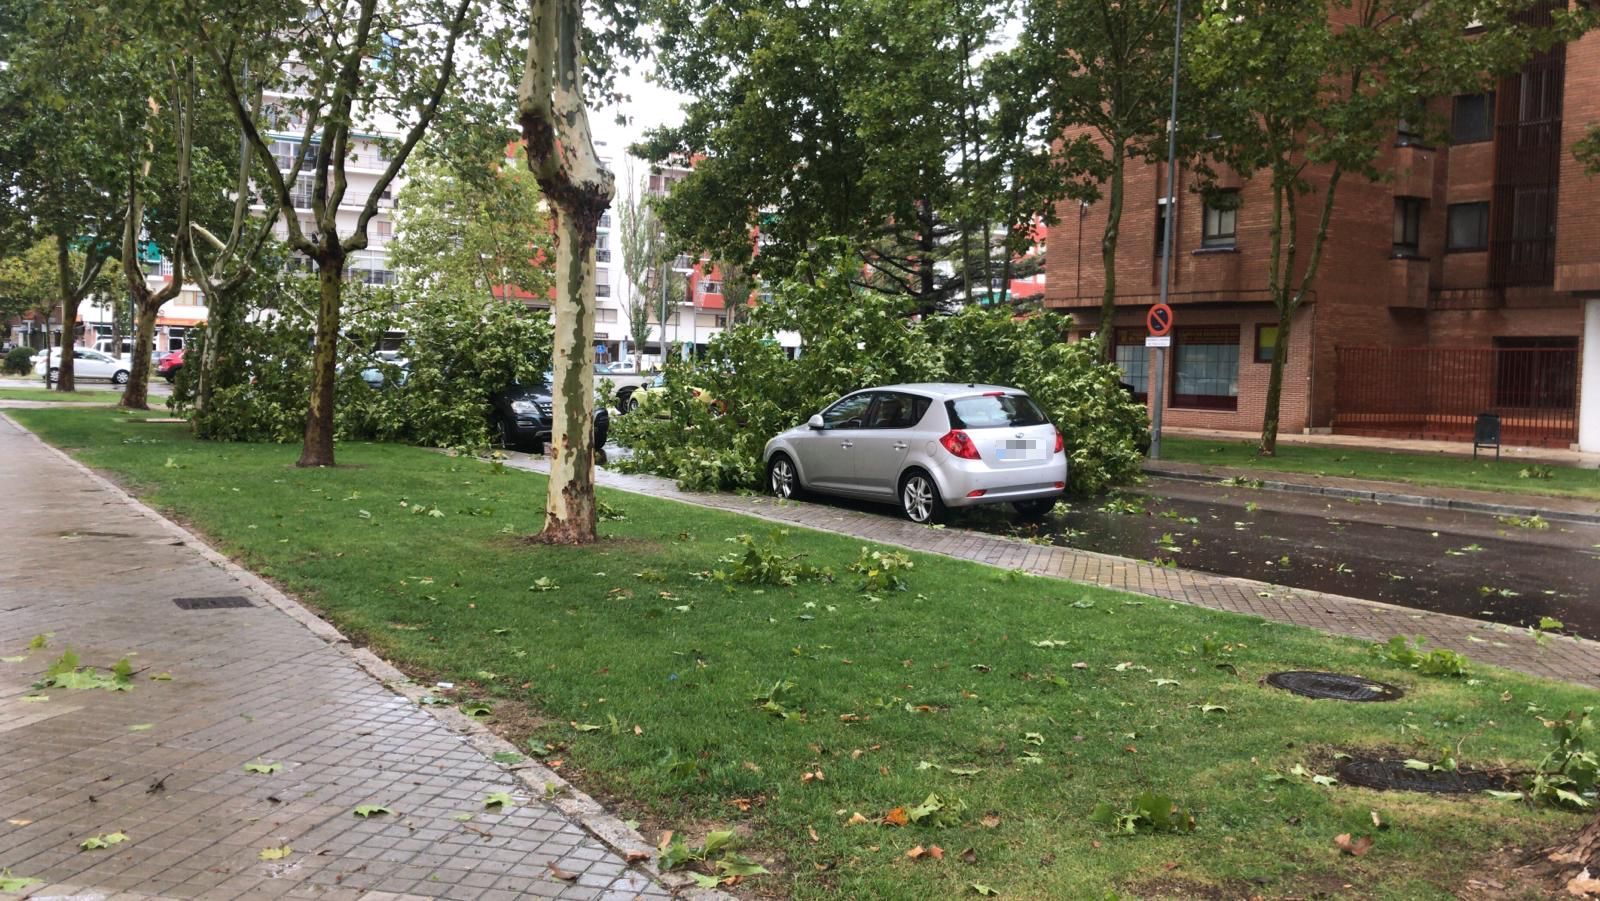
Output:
[12,406,1599,900]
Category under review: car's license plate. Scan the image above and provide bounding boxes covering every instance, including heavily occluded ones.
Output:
[997,439,1040,461]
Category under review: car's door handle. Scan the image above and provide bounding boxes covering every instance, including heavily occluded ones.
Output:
[840,440,853,449]
[892,442,908,450]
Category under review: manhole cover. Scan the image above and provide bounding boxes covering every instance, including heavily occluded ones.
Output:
[1265,671,1402,702]
[173,596,255,610]
[1337,756,1515,794]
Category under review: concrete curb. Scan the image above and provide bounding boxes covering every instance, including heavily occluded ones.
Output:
[1,413,717,900]
[1144,465,1600,526]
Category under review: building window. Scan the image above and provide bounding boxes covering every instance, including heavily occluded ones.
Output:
[1254,324,1281,364]
[1154,198,1170,258]
[1396,104,1427,146]
[374,220,391,238]
[598,213,611,229]
[596,283,610,297]
[1171,327,1239,411]
[596,248,611,263]
[1114,329,1149,399]
[168,327,187,351]
[714,315,727,328]
[1202,192,1238,248]
[596,308,617,323]
[1392,198,1422,256]
[1451,93,1494,144]
[1447,202,1490,251]
[290,174,315,209]
[701,280,721,295]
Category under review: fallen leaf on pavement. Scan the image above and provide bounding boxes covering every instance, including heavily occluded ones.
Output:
[259,845,292,861]
[483,791,514,808]
[548,863,579,881]
[624,850,651,863]
[353,804,392,818]
[244,762,282,775]
[80,832,128,850]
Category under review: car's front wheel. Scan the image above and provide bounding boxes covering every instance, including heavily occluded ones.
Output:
[768,453,802,500]
[491,415,516,450]
[112,369,130,385]
[899,470,945,524]
[46,367,59,384]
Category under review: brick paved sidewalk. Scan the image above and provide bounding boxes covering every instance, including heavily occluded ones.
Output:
[0,419,674,900]
[511,454,1600,691]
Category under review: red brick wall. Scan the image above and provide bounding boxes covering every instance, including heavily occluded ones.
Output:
[1556,30,1600,293]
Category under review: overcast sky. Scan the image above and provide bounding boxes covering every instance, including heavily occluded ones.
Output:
[592,61,688,203]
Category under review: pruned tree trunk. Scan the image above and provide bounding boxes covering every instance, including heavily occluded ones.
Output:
[299,258,343,467]
[1259,166,1339,457]
[54,235,78,392]
[121,301,160,408]
[520,0,616,545]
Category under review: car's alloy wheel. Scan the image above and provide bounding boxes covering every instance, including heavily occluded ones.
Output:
[627,395,641,412]
[493,416,513,449]
[769,455,798,499]
[112,370,129,385]
[901,472,941,524]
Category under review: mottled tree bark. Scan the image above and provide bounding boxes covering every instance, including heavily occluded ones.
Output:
[298,258,343,467]
[519,0,615,544]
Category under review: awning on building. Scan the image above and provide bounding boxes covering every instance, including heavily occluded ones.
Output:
[156,316,205,327]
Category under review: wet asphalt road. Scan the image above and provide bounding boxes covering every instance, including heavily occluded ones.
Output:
[996,477,1600,637]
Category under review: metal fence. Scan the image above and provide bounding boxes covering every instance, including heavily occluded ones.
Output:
[1334,346,1578,445]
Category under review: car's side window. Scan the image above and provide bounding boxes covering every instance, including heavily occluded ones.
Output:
[821,393,874,429]
[865,393,929,429]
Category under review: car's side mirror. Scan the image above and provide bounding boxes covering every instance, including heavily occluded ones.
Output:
[807,414,825,430]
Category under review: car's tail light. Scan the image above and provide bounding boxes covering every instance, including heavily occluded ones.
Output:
[966,489,986,498]
[1054,481,1065,489]
[939,429,981,460]
[1054,428,1064,453]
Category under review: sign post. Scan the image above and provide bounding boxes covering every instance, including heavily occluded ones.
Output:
[1146,303,1173,459]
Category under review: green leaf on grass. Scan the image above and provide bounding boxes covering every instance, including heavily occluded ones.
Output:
[258,845,292,860]
[702,829,737,855]
[571,722,603,732]
[243,761,282,774]
[529,577,560,592]
[971,884,1000,896]
[353,805,392,818]
[461,703,493,718]
[526,740,552,757]
[1149,679,1180,687]
[483,791,514,808]
[716,852,770,877]
[1485,789,1525,801]
[688,872,721,888]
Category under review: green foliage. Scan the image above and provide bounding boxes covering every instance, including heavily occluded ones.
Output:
[1526,708,1599,809]
[1371,635,1468,677]
[1577,125,1600,177]
[849,547,914,593]
[715,530,833,587]
[1089,791,1196,835]
[614,245,1148,495]
[34,650,134,692]
[176,281,552,449]
[390,147,553,302]
[658,827,770,887]
[2,346,32,376]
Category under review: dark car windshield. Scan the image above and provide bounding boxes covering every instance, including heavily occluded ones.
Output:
[945,393,1048,429]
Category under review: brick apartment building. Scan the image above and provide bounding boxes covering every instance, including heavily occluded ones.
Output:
[1045,16,1600,451]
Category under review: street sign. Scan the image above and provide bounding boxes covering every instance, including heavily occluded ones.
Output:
[1144,335,1171,348]
[1147,303,1174,337]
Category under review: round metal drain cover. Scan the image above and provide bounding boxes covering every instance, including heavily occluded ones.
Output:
[1337,757,1515,794]
[1265,671,1402,702]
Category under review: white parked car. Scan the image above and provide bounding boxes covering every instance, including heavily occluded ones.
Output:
[763,383,1067,523]
[34,347,133,385]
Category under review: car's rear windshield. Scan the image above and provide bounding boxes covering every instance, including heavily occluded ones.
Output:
[945,393,1048,429]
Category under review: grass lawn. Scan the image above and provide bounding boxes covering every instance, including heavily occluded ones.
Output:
[12,407,1600,899]
[1161,436,1600,502]
[0,387,129,404]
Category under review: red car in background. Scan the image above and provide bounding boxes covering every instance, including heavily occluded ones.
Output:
[157,349,185,383]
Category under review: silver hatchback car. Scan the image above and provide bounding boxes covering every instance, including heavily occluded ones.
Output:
[762,383,1067,523]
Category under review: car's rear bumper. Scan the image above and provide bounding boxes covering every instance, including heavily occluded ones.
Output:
[935,457,1068,509]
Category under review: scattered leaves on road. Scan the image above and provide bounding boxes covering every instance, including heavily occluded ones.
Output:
[258,845,292,860]
[243,761,282,775]
[483,791,514,808]
[353,805,392,818]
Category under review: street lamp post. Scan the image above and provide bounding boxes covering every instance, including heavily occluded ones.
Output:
[1149,0,1184,461]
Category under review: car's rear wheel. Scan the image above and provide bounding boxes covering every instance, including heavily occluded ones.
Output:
[112,369,129,385]
[491,415,516,450]
[46,367,59,384]
[627,394,642,413]
[899,470,945,524]
[1013,498,1056,520]
[768,453,802,500]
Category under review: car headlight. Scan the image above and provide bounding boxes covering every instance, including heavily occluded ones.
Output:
[511,399,540,415]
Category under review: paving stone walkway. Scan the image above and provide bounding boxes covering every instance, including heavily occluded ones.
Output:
[0,418,672,900]
[510,454,1600,691]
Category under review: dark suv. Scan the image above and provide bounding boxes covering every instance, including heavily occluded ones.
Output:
[490,379,609,453]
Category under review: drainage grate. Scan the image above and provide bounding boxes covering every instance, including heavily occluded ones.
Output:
[1337,756,1515,794]
[1265,671,1402,702]
[173,596,255,611]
